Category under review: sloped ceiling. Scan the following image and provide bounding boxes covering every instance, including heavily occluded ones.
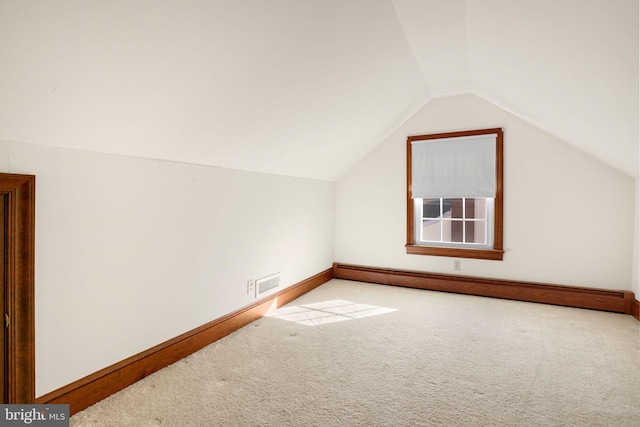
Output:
[0,0,637,180]
[395,0,638,177]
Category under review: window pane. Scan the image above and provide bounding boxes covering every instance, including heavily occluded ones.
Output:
[442,220,464,243]
[442,220,452,242]
[422,219,441,241]
[465,198,475,219]
[473,221,487,244]
[423,199,441,219]
[446,198,460,218]
[464,220,475,243]
[473,198,487,220]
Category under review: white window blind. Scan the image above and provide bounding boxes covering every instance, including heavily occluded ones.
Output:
[411,134,497,199]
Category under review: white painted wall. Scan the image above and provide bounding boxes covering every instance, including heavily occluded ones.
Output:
[0,140,335,397]
[335,94,635,291]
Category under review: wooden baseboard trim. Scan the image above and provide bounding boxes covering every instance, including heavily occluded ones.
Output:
[36,267,333,415]
[632,299,640,320]
[333,263,636,316]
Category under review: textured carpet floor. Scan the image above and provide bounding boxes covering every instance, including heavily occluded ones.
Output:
[71,279,640,426]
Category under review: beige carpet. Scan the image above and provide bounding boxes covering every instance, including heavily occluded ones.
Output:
[71,279,640,426]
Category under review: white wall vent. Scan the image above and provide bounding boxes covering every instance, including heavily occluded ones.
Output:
[256,273,280,297]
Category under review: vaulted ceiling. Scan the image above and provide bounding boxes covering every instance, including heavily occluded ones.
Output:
[0,0,637,180]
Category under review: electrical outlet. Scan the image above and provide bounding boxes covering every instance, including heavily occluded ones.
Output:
[453,259,461,271]
[247,280,255,296]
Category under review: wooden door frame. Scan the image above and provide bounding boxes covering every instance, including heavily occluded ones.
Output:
[0,173,35,403]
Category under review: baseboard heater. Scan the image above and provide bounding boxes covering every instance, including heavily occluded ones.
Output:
[332,263,635,315]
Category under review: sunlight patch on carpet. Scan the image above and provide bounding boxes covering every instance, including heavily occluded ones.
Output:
[267,299,397,326]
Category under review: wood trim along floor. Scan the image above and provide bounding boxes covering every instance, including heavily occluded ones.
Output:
[33,263,639,415]
[36,267,333,415]
[333,263,637,316]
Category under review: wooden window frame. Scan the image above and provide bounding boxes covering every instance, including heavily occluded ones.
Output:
[406,128,504,261]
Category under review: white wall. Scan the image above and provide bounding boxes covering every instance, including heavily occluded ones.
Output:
[336,94,635,291]
[0,140,335,398]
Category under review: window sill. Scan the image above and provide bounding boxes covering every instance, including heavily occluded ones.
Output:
[405,244,504,260]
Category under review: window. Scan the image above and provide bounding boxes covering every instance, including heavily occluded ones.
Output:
[406,128,504,260]
[417,197,493,247]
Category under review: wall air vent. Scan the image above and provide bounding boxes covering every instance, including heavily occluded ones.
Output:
[256,273,280,297]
